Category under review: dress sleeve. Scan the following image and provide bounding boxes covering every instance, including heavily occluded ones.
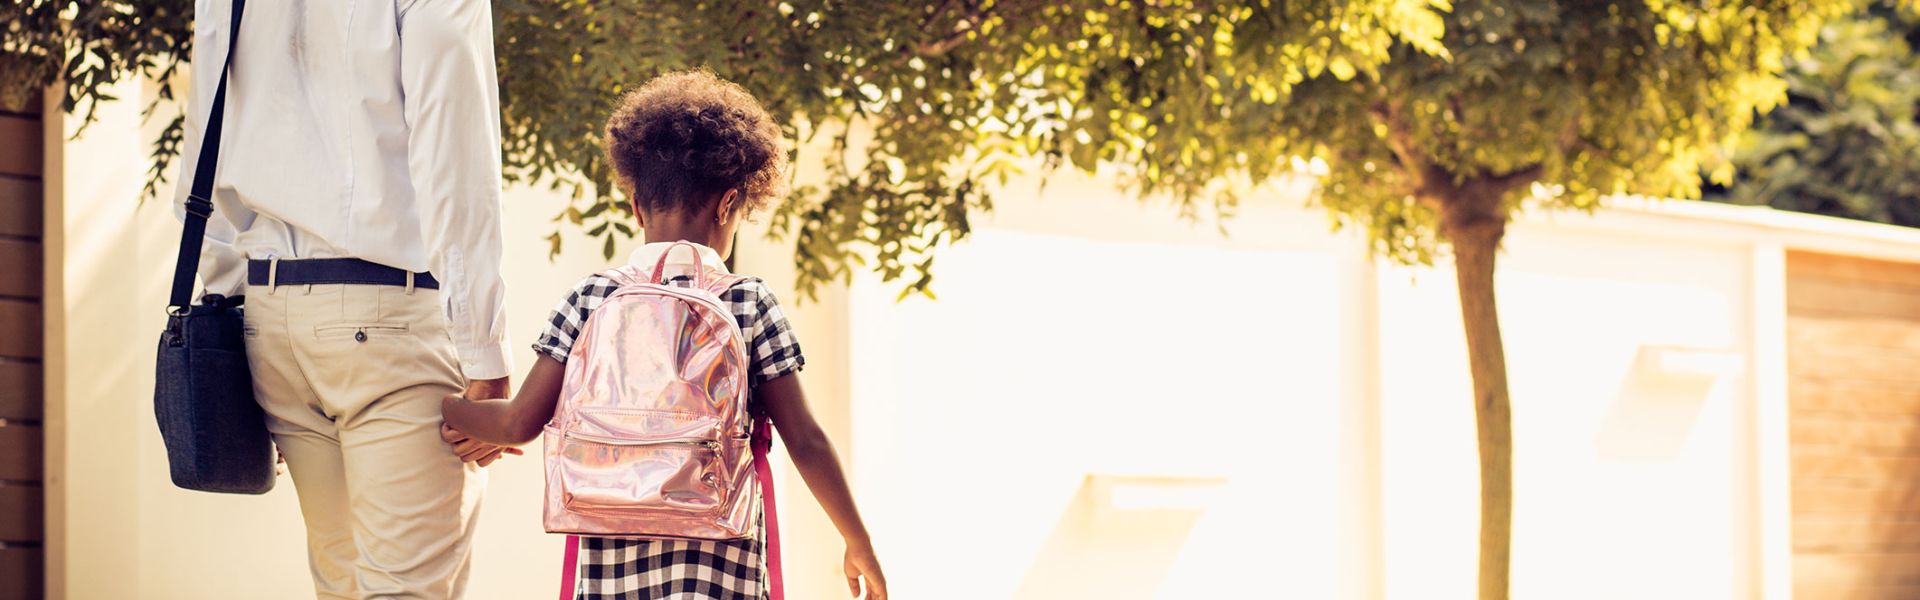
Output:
[531,274,619,364]
[725,280,807,387]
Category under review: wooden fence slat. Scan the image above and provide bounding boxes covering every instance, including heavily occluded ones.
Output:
[0,116,39,179]
[0,178,39,238]
[0,425,41,481]
[1790,278,1920,321]
[1794,454,1920,484]
[1797,517,1920,553]
[1796,551,1920,585]
[1792,416,1920,454]
[1792,381,1920,415]
[0,362,41,421]
[0,239,40,298]
[0,547,42,600]
[1791,251,1920,293]
[0,91,40,115]
[1794,580,1920,600]
[1794,486,1920,518]
[1789,316,1920,353]
[0,300,39,360]
[0,484,40,542]
[1789,344,1920,385]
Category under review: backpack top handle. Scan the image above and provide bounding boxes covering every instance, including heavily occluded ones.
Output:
[648,241,708,285]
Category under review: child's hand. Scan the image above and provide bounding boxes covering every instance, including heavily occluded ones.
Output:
[843,540,887,599]
[439,422,522,466]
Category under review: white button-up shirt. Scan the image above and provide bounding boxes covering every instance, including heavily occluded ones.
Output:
[173,0,512,379]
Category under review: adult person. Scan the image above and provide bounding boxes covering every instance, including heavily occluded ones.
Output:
[172,0,516,597]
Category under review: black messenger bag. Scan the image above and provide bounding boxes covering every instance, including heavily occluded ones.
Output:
[154,0,274,495]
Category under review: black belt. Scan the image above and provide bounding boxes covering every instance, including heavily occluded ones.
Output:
[246,258,439,289]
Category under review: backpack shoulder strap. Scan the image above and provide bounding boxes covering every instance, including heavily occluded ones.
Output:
[597,265,652,288]
[703,273,753,297]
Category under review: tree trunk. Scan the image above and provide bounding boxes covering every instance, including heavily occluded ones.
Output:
[1441,199,1513,600]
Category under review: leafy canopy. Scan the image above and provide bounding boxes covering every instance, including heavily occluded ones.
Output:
[503,0,1840,296]
[1,0,193,198]
[1712,1,1920,228]
[3,0,1850,296]
[496,0,1454,298]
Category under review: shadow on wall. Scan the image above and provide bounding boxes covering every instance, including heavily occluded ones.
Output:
[1012,475,1222,600]
[1594,345,1740,462]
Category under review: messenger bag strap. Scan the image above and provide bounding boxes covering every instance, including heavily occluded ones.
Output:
[169,0,247,310]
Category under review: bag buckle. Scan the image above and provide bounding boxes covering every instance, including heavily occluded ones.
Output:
[184,194,215,219]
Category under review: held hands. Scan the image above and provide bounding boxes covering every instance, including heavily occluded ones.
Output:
[844,540,888,599]
[439,376,521,466]
[440,422,522,466]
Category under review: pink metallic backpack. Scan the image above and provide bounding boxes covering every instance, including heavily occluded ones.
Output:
[546,242,784,598]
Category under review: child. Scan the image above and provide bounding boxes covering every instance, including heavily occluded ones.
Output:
[439,70,887,600]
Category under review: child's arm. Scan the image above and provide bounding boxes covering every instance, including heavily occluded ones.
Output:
[758,373,889,600]
[442,355,567,446]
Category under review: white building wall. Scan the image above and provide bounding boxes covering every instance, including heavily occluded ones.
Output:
[1377,227,1754,600]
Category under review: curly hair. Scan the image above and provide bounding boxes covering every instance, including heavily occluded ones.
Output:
[604,69,787,217]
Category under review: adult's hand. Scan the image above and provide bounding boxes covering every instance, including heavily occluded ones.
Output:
[464,376,511,401]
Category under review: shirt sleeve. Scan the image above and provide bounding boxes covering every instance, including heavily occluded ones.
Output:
[531,275,620,365]
[724,281,807,387]
[397,0,513,379]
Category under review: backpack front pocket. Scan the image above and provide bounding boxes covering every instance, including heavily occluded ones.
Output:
[554,430,730,515]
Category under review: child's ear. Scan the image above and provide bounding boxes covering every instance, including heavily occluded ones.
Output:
[715,189,741,226]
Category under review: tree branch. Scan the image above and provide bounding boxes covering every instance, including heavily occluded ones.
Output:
[920,0,961,32]
[1486,164,1543,196]
[1555,108,1586,154]
[914,0,991,56]
[1370,99,1455,203]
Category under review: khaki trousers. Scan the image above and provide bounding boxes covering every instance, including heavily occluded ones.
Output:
[243,282,484,600]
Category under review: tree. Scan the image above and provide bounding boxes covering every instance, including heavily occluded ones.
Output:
[720,3,1836,598]
[3,2,1848,598]
[1711,1,1920,227]
[1,1,193,198]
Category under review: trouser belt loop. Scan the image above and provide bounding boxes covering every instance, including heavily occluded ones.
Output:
[405,271,416,295]
[267,256,281,295]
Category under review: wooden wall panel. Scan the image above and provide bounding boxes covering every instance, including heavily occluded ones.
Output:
[0,426,40,481]
[0,547,41,600]
[1791,252,1920,292]
[0,363,41,421]
[0,90,40,115]
[0,116,39,179]
[1789,251,1920,599]
[1796,518,1920,553]
[0,178,38,238]
[0,300,39,360]
[0,239,42,298]
[0,92,39,600]
[0,485,40,542]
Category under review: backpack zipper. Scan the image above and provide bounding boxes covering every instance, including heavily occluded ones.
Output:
[564,430,722,451]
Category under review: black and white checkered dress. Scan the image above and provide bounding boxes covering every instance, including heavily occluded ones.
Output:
[532,271,805,600]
